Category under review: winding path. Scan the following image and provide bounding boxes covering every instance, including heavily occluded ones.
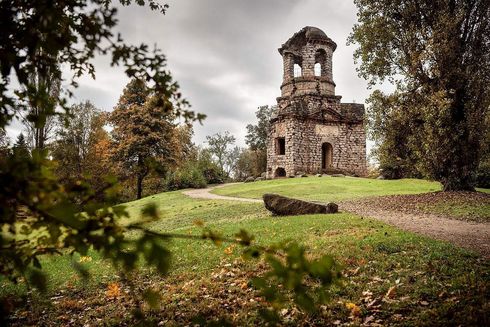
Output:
[340,200,490,259]
[182,184,261,203]
[182,184,490,258]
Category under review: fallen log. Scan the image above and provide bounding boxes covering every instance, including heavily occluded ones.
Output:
[262,193,338,216]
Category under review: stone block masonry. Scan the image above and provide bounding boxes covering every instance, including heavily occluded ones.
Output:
[266,26,367,178]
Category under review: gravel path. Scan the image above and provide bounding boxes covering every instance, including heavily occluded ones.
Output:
[182,184,261,203]
[340,200,490,259]
[182,184,490,258]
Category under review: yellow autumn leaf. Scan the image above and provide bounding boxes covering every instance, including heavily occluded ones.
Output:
[345,302,361,316]
[106,282,121,298]
[79,256,92,263]
[224,246,234,255]
[193,219,204,227]
[345,302,356,310]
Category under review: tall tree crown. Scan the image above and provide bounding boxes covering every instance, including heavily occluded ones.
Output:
[349,0,490,190]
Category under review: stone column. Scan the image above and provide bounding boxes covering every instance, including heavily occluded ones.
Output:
[301,44,316,78]
[283,53,294,83]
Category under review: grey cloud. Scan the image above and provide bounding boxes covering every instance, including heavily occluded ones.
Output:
[66,0,382,150]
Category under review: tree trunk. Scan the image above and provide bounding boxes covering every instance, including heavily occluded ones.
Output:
[440,92,478,192]
[136,155,148,199]
[136,174,143,199]
[441,173,475,191]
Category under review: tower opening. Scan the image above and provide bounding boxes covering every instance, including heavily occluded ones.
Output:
[275,167,286,177]
[315,49,328,77]
[321,142,333,170]
[314,63,321,76]
[293,64,302,77]
[276,137,286,155]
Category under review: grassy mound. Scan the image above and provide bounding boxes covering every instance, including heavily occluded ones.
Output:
[3,179,489,326]
[212,177,442,201]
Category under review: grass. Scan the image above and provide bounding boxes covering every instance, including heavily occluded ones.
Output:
[213,176,490,220]
[3,178,489,326]
[212,177,442,201]
[429,201,490,221]
[420,196,490,222]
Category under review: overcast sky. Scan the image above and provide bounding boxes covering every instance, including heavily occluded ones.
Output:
[9,0,378,150]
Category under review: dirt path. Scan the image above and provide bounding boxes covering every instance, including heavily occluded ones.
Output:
[341,200,490,259]
[182,184,261,203]
[183,184,490,258]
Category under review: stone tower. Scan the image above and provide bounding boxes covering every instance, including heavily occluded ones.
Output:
[266,26,367,178]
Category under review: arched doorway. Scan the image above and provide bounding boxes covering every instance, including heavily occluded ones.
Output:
[275,167,286,177]
[321,143,333,170]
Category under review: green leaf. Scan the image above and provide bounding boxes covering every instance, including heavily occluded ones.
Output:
[142,289,161,309]
[33,257,42,269]
[141,203,159,220]
[27,268,47,293]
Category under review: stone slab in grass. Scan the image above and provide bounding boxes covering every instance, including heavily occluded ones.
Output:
[263,193,338,216]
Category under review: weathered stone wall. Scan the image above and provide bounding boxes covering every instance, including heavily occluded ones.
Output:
[267,118,366,178]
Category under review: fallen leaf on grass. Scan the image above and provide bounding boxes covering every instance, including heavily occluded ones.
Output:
[345,302,361,317]
[366,299,379,308]
[384,286,396,299]
[78,256,92,263]
[105,282,121,298]
[224,245,234,255]
[364,315,375,324]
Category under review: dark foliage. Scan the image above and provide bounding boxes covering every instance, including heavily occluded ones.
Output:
[350,0,490,190]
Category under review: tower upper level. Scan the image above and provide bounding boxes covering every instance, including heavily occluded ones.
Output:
[279,26,337,97]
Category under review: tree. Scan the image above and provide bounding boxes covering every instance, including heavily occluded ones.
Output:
[245,105,275,174]
[234,148,255,180]
[12,133,30,159]
[366,90,423,179]
[194,147,224,184]
[0,0,196,295]
[246,105,275,151]
[349,0,490,190]
[475,110,490,187]
[225,145,242,178]
[51,101,114,198]
[205,131,237,178]
[0,128,9,159]
[110,79,177,199]
[20,63,60,150]
[172,124,195,168]
[52,101,101,176]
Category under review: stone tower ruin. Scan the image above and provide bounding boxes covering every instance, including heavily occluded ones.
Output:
[266,26,367,178]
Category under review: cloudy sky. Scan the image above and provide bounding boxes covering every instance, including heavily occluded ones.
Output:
[10,0,379,150]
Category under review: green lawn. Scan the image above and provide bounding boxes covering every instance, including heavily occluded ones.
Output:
[212,177,442,201]
[3,178,489,325]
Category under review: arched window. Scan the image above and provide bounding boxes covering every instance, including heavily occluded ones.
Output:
[314,63,321,76]
[293,64,302,77]
[315,49,327,77]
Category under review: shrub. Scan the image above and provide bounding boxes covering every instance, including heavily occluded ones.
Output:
[475,160,490,188]
[165,165,207,190]
[201,165,224,184]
